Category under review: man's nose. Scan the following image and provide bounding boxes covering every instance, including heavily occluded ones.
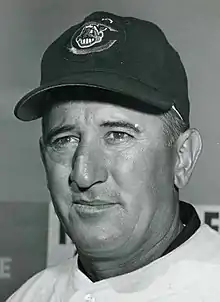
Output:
[69,145,108,191]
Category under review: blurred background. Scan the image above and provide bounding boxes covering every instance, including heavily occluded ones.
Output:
[1,0,220,300]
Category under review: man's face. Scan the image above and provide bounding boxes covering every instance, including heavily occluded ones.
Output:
[41,100,177,258]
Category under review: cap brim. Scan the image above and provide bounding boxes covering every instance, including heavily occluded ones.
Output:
[14,71,173,121]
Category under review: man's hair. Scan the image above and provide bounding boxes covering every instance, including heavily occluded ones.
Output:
[160,109,189,147]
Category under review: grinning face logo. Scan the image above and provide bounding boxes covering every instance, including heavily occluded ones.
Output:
[68,18,118,55]
[76,24,106,48]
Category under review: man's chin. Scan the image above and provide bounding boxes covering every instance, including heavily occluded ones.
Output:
[72,232,134,260]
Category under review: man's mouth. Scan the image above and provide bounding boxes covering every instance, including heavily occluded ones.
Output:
[72,199,117,217]
[73,199,115,206]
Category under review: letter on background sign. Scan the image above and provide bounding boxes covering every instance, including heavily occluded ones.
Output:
[0,257,12,279]
[195,205,220,232]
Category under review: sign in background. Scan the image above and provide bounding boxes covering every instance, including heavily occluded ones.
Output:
[0,202,48,302]
[47,203,76,267]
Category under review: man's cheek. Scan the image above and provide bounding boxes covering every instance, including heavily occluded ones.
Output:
[44,147,74,168]
[47,164,71,189]
[112,168,145,197]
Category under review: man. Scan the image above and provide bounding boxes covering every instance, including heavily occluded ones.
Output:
[7,11,220,302]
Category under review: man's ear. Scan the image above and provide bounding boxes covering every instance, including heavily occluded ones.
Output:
[174,128,202,189]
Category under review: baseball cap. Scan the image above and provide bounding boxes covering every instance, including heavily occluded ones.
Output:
[14,11,190,124]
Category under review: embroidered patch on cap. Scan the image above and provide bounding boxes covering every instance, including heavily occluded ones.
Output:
[68,18,119,55]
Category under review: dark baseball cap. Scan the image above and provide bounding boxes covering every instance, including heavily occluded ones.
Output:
[14,11,190,124]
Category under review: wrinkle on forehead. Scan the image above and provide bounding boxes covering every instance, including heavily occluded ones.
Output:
[42,99,164,136]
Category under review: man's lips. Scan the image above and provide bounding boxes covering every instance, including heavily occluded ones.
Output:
[72,199,118,217]
[72,199,116,207]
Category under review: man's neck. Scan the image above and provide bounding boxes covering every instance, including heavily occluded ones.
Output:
[77,208,183,282]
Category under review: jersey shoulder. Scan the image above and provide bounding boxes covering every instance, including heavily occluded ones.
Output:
[6,257,76,302]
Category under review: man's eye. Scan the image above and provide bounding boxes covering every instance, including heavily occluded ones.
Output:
[50,136,78,151]
[105,131,132,144]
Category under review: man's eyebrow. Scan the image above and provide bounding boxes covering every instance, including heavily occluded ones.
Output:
[44,125,76,142]
[44,121,142,142]
[99,120,142,133]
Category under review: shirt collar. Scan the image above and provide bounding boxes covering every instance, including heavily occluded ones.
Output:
[162,201,201,256]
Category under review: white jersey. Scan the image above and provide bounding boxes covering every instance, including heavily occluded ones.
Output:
[6,224,220,302]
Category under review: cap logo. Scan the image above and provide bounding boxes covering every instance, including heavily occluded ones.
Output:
[76,24,105,48]
[68,18,118,55]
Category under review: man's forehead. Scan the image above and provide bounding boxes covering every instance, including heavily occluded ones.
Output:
[44,99,158,126]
